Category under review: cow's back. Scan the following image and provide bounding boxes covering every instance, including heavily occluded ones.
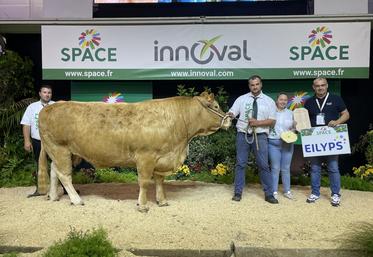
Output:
[39,98,191,168]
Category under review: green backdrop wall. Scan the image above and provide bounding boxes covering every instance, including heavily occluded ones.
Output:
[71,81,153,102]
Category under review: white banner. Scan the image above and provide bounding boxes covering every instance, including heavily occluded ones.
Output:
[301,124,351,157]
[41,23,371,80]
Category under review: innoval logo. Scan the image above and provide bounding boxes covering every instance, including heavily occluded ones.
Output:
[154,35,251,65]
[289,26,349,61]
[61,29,117,62]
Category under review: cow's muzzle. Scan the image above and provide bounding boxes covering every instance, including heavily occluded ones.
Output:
[221,115,232,130]
[204,107,232,130]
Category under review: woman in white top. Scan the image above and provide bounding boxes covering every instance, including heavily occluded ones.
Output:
[268,93,296,199]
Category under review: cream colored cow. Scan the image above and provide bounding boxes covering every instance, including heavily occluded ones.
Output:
[37,92,231,212]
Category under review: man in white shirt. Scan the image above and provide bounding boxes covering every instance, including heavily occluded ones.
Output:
[228,75,278,203]
[21,85,55,197]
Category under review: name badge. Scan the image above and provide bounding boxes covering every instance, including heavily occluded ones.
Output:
[316,113,325,125]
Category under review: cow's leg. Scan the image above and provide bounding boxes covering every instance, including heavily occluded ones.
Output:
[137,173,151,213]
[49,147,83,205]
[48,162,65,201]
[137,161,155,213]
[154,174,168,207]
[48,162,60,201]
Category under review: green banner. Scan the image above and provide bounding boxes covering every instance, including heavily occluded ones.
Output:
[43,67,369,81]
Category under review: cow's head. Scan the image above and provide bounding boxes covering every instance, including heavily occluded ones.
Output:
[195,91,232,133]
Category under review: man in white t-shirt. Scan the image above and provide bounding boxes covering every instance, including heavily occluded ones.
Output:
[21,85,55,197]
[228,75,278,203]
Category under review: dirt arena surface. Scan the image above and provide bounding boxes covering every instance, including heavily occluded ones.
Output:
[1,181,373,256]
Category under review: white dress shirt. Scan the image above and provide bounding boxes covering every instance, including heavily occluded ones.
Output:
[20,100,55,140]
[229,92,276,134]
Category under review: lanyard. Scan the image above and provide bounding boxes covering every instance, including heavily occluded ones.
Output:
[315,93,329,112]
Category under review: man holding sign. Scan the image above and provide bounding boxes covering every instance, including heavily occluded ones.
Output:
[304,77,350,206]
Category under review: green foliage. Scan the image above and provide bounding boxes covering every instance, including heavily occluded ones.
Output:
[72,168,138,184]
[291,175,310,186]
[3,253,18,257]
[212,86,230,112]
[0,98,36,138]
[340,175,373,191]
[207,128,237,164]
[185,128,236,174]
[0,133,35,187]
[176,85,199,97]
[353,127,373,165]
[185,136,215,172]
[291,174,373,192]
[95,168,137,183]
[72,170,96,184]
[176,85,230,112]
[186,171,232,184]
[353,165,373,182]
[42,227,117,257]
[0,50,37,188]
[0,50,35,106]
[0,50,36,139]
[340,222,373,256]
[169,166,259,185]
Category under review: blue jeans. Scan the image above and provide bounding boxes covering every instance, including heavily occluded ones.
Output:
[309,155,340,196]
[268,139,294,193]
[234,132,273,197]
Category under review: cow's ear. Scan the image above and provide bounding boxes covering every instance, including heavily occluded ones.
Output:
[207,93,215,103]
[200,91,209,98]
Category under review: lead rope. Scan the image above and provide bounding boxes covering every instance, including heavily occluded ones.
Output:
[195,97,258,150]
[233,116,259,150]
[195,97,230,129]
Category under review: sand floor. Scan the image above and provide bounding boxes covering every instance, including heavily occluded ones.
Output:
[0,182,372,256]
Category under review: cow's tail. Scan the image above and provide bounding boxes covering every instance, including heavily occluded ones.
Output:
[37,142,49,194]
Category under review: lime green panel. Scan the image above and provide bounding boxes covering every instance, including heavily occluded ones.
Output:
[71,81,153,103]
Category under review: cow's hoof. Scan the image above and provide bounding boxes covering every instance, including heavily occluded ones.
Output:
[137,205,149,213]
[49,195,60,201]
[157,201,169,207]
[70,200,84,206]
[70,202,84,206]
